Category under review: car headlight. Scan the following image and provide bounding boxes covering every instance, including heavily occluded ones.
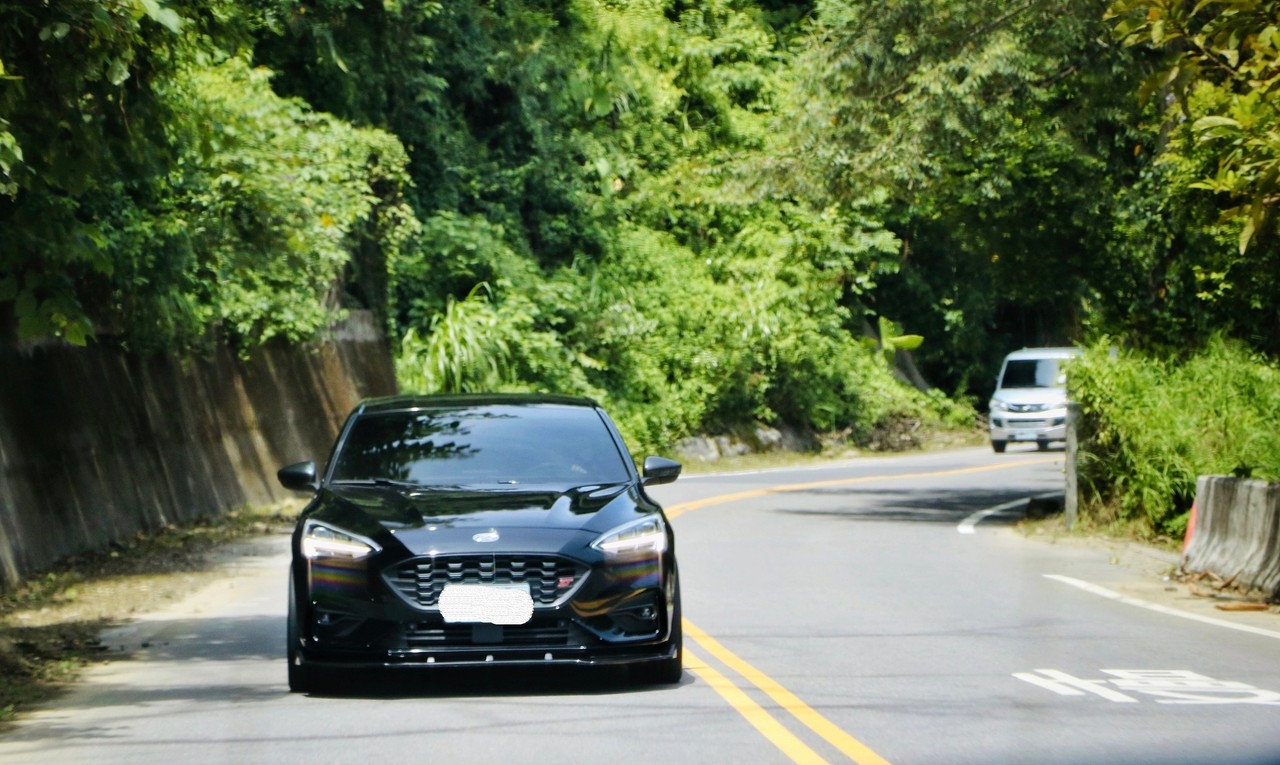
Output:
[301,521,380,561]
[592,516,668,560]
[989,400,1009,412]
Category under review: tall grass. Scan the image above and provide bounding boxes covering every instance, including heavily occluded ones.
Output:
[1070,338,1280,537]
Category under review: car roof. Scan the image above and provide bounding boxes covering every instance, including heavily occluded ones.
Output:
[355,392,602,415]
[1003,347,1081,361]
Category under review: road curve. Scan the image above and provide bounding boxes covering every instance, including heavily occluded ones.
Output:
[2,446,1277,765]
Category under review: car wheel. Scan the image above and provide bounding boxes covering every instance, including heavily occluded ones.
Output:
[1036,439,1050,452]
[632,586,682,685]
[991,440,1007,453]
[287,574,311,694]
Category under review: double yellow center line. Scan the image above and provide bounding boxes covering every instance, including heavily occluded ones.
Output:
[668,457,1059,764]
[684,620,892,765]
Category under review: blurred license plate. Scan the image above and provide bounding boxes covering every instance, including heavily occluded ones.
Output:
[439,583,533,625]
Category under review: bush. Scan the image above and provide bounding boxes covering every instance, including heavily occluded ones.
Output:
[1070,338,1280,536]
[393,222,975,456]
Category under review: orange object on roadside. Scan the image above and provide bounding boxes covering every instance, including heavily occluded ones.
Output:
[1183,501,1197,552]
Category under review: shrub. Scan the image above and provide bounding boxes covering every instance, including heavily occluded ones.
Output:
[1070,338,1280,536]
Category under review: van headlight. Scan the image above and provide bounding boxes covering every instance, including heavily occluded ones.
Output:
[989,400,1009,412]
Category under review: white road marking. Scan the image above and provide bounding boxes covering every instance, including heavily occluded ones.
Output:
[1013,669,1139,702]
[957,493,1060,534]
[1015,669,1280,705]
[957,499,1027,534]
[1044,575,1280,641]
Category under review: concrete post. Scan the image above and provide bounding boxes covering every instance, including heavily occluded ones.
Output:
[1065,403,1080,530]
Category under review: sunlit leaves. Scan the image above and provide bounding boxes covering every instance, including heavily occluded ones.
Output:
[0,0,236,344]
[139,0,185,34]
[396,285,512,394]
[793,0,1145,389]
[1109,0,1280,252]
[154,57,418,350]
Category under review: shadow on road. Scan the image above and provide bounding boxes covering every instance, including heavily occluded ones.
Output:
[304,663,689,699]
[98,614,685,703]
[771,486,1064,524]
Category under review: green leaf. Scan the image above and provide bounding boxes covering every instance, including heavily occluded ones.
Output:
[107,59,130,86]
[139,0,185,34]
[63,319,91,346]
[1191,116,1241,131]
[894,334,924,351]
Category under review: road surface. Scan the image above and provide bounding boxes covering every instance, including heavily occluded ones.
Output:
[2,446,1277,765]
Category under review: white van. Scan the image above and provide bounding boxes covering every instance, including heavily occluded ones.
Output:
[988,347,1080,453]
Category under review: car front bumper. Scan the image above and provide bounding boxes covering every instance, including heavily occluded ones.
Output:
[291,552,678,671]
[989,412,1069,442]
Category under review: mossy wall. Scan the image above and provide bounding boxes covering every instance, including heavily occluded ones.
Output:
[0,312,396,589]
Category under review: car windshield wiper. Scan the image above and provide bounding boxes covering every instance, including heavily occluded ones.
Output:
[331,478,423,490]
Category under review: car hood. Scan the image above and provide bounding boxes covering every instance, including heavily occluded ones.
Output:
[302,482,654,554]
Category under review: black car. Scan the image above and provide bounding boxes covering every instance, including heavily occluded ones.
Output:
[277,393,683,692]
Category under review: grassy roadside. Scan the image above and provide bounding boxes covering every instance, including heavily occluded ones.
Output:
[0,502,300,723]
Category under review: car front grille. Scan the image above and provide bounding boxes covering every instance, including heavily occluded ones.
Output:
[1008,403,1049,413]
[384,555,587,609]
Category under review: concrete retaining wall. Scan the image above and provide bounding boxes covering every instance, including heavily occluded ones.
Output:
[1183,475,1280,603]
[0,311,396,590]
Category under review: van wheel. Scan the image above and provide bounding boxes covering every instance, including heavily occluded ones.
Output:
[991,440,1007,453]
[1036,440,1050,451]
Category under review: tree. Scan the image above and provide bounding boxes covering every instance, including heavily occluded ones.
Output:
[0,0,223,343]
[785,0,1151,393]
[1105,0,1280,356]
[0,1,417,351]
[1109,0,1280,253]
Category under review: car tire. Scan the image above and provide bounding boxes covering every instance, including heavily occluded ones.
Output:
[991,440,1007,453]
[632,586,683,685]
[287,574,311,694]
[1036,439,1050,451]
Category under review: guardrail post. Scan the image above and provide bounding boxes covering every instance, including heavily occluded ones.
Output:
[1065,403,1079,530]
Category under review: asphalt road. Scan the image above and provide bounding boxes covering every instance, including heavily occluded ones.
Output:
[2,446,1278,765]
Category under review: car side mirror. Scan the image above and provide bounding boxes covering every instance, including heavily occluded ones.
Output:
[278,461,318,492]
[642,456,682,486]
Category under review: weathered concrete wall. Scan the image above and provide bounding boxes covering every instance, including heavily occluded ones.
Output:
[0,311,396,589]
[1183,475,1280,603]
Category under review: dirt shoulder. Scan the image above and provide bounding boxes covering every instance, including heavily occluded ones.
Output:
[0,503,299,722]
[1015,514,1280,626]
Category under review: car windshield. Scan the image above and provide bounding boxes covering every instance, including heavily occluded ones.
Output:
[1000,358,1066,389]
[329,404,632,487]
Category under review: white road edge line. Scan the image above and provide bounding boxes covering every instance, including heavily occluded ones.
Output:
[957,493,1060,535]
[1044,574,1280,641]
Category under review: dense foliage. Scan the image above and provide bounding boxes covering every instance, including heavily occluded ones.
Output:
[0,1,415,350]
[4,0,1280,476]
[1070,340,1280,536]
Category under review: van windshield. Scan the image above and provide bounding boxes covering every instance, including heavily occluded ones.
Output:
[1000,359,1065,389]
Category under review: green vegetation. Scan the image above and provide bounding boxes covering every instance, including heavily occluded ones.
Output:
[4,1,1280,517]
[1070,340,1280,537]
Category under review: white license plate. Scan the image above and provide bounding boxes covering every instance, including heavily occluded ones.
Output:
[438,583,534,625]
[1010,431,1038,441]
